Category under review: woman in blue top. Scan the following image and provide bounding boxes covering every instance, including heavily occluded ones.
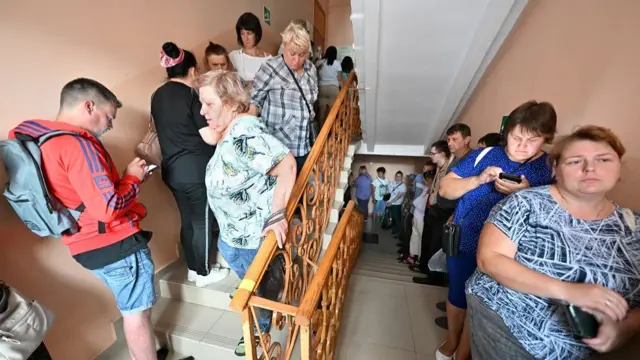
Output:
[435,100,557,360]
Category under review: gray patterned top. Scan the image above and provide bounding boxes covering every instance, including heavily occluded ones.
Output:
[467,186,640,360]
[205,115,289,249]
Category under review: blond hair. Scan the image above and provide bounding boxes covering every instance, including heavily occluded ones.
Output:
[281,21,310,53]
[196,70,250,113]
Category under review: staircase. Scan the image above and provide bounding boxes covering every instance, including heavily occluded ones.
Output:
[98,73,364,360]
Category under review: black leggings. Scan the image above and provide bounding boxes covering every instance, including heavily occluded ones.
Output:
[165,181,217,276]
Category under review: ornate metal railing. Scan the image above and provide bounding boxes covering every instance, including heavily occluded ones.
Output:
[228,72,362,359]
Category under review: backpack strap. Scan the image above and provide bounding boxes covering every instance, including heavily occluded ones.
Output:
[24,130,105,232]
[622,208,636,231]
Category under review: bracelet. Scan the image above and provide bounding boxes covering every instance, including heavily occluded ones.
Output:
[263,209,286,230]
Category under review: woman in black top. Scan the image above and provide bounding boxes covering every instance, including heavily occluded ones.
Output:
[152,42,229,287]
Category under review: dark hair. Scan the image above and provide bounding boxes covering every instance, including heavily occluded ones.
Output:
[162,42,198,79]
[359,165,367,170]
[341,56,354,73]
[236,12,263,47]
[376,167,386,174]
[478,132,503,147]
[423,158,436,168]
[395,171,403,177]
[431,140,451,158]
[503,100,557,143]
[424,170,436,180]
[204,42,231,68]
[323,46,338,66]
[446,123,471,138]
[60,78,122,110]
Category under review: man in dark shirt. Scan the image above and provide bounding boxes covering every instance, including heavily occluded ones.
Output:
[412,124,472,284]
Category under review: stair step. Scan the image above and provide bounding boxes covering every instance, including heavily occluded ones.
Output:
[153,297,300,360]
[158,262,239,311]
[152,297,238,360]
[352,268,415,283]
[356,263,415,277]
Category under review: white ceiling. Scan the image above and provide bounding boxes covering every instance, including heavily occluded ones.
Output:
[349,0,528,156]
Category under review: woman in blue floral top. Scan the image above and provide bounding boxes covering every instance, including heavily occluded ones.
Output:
[197,70,297,356]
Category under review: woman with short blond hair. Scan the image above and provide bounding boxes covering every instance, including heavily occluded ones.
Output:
[198,70,297,356]
[250,21,319,174]
[467,126,640,359]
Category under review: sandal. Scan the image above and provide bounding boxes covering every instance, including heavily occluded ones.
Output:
[234,336,260,356]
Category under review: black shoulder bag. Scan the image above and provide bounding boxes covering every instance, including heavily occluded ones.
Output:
[442,154,534,257]
[283,56,319,144]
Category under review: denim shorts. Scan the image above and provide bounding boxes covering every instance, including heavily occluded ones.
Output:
[91,248,156,315]
[373,200,386,213]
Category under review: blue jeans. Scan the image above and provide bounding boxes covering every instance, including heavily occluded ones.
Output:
[91,248,156,315]
[218,240,272,333]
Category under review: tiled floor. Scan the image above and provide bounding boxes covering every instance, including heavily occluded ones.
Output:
[335,219,447,360]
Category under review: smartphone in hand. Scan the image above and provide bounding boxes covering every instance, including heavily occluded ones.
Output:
[566,305,599,338]
[498,172,522,184]
[146,164,158,174]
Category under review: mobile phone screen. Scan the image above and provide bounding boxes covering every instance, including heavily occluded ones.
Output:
[146,164,158,173]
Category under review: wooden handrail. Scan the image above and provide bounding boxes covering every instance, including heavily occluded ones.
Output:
[295,201,355,326]
[229,71,357,312]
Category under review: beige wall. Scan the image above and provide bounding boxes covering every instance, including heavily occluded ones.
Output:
[0,0,312,358]
[327,0,354,48]
[455,0,640,209]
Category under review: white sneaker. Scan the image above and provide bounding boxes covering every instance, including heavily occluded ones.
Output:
[435,342,455,360]
[187,269,197,282]
[195,266,230,287]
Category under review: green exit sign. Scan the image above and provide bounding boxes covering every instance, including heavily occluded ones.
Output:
[263,5,271,26]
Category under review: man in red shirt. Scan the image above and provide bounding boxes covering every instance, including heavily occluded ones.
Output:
[9,78,157,360]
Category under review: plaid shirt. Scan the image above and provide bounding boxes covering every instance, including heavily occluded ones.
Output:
[251,55,318,157]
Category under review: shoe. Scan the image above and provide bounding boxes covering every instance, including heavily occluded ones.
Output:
[195,266,230,287]
[187,269,197,282]
[403,256,417,265]
[435,316,449,330]
[436,301,447,312]
[435,342,455,360]
[408,264,424,273]
[234,336,260,356]
[396,255,404,261]
[412,276,448,287]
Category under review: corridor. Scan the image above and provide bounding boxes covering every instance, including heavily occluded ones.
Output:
[336,221,447,359]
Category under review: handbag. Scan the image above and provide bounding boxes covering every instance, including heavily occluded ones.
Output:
[0,282,54,360]
[383,183,401,202]
[283,56,319,144]
[135,91,162,166]
[442,147,532,257]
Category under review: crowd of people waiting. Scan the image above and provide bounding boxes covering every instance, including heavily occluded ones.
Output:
[2,11,357,360]
[350,102,640,360]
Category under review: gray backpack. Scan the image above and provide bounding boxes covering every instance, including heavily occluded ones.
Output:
[0,131,85,238]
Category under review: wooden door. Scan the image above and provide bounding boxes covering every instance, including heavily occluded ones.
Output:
[313,0,326,53]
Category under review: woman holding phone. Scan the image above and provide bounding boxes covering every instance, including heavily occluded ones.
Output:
[435,101,557,360]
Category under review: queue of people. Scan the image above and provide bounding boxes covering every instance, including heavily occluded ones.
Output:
[0,11,358,359]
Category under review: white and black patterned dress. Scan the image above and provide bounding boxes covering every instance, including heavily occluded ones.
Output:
[467,186,640,360]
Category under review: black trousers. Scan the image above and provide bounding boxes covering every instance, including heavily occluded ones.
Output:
[390,205,403,234]
[295,154,308,177]
[165,181,218,276]
[418,204,455,274]
[399,213,413,258]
